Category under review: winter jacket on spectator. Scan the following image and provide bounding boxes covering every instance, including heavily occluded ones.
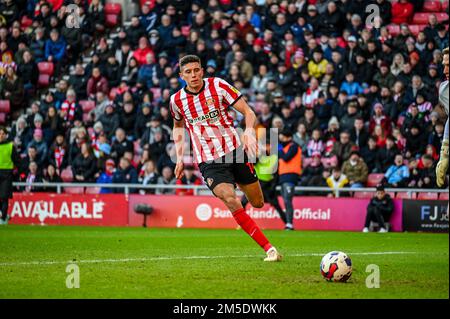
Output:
[340,81,364,98]
[376,144,399,172]
[68,73,88,100]
[391,1,414,25]
[120,110,137,138]
[87,74,109,97]
[342,158,369,185]
[133,47,154,66]
[405,128,426,157]
[319,7,344,36]
[361,144,379,173]
[72,153,98,182]
[350,127,369,149]
[112,165,138,192]
[308,59,328,79]
[331,140,355,164]
[27,139,48,167]
[17,60,38,87]
[61,25,81,52]
[127,25,146,49]
[385,163,410,186]
[98,111,120,139]
[137,63,157,89]
[373,71,396,89]
[44,36,66,62]
[111,138,133,162]
[104,59,122,88]
[0,0,19,25]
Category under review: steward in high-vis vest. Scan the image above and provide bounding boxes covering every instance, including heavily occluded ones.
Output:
[0,126,20,225]
[278,129,302,231]
[240,144,287,224]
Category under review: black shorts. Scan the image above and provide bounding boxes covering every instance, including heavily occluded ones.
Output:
[0,171,13,200]
[198,147,258,194]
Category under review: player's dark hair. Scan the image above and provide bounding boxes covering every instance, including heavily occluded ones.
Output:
[0,125,7,134]
[443,47,449,56]
[179,55,201,70]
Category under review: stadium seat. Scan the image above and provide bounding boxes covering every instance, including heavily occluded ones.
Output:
[0,100,10,113]
[104,3,122,28]
[435,12,449,23]
[20,15,33,31]
[85,187,101,194]
[109,87,119,100]
[417,192,439,200]
[354,192,374,199]
[37,74,51,88]
[82,113,91,123]
[64,187,85,194]
[412,13,432,24]
[396,192,417,199]
[443,1,449,12]
[409,25,421,36]
[387,24,400,36]
[37,62,54,75]
[181,25,191,37]
[80,100,96,113]
[439,192,449,200]
[61,167,73,182]
[0,113,5,124]
[367,174,385,187]
[423,1,442,12]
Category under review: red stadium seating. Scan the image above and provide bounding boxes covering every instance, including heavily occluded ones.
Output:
[82,113,91,123]
[354,192,374,199]
[435,12,449,22]
[61,167,73,182]
[37,62,54,75]
[387,24,400,36]
[109,87,119,100]
[443,1,449,12]
[0,100,10,113]
[409,25,421,36]
[423,1,442,12]
[80,100,96,113]
[37,74,51,88]
[417,192,439,200]
[367,174,385,187]
[64,187,85,194]
[85,187,101,194]
[181,25,191,37]
[412,13,431,24]
[20,15,33,31]
[0,113,5,124]
[396,192,417,199]
[439,192,449,200]
[104,3,122,28]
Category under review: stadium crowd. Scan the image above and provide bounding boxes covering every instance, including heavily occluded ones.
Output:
[0,0,448,195]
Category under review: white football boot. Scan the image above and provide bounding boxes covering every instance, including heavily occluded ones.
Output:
[264,247,283,262]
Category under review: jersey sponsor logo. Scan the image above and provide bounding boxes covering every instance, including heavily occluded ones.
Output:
[188,110,219,125]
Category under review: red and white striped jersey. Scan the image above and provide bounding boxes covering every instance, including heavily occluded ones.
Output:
[170,77,242,163]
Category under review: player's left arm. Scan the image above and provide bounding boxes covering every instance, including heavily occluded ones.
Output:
[233,98,257,158]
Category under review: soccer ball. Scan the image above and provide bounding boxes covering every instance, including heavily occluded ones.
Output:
[320,251,352,282]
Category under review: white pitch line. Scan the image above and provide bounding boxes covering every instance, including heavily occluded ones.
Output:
[0,251,418,267]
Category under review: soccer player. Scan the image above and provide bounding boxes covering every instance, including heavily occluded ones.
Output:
[170,55,282,262]
[436,47,449,214]
[0,126,20,225]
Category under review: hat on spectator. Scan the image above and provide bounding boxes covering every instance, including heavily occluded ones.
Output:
[430,111,439,119]
[151,114,163,122]
[206,59,217,69]
[34,113,43,123]
[34,128,43,137]
[409,51,420,61]
[373,103,384,111]
[280,128,293,137]
[348,35,357,43]
[149,29,159,36]
[158,52,169,59]
[429,63,438,70]
[380,61,389,68]
[376,184,385,192]
[254,38,264,47]
[100,143,111,155]
[106,159,115,167]
[294,48,304,59]
[307,4,317,11]
[329,80,338,88]
[273,91,283,98]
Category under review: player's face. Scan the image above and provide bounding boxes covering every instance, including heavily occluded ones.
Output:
[443,54,449,80]
[180,62,204,89]
[376,191,385,200]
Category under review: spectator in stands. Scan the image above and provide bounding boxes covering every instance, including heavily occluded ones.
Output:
[48,133,68,172]
[11,115,29,154]
[87,67,109,99]
[340,72,364,99]
[391,0,414,25]
[17,50,38,96]
[300,152,324,189]
[44,29,66,76]
[155,166,176,195]
[362,184,394,233]
[384,154,410,188]
[331,131,355,164]
[350,116,369,149]
[96,159,115,194]
[72,143,97,183]
[112,157,138,193]
[326,166,349,197]
[175,165,203,196]
[361,136,379,173]
[0,66,24,116]
[340,101,360,133]
[139,160,159,195]
[21,161,43,193]
[306,129,324,158]
[341,151,369,188]
[27,128,48,167]
[42,163,62,192]
[98,103,120,139]
[111,128,133,163]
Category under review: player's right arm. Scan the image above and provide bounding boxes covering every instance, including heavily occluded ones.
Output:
[173,118,185,179]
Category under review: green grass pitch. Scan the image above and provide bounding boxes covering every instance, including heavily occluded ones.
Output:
[0,226,448,299]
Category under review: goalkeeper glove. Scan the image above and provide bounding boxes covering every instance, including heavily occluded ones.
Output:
[436,140,449,187]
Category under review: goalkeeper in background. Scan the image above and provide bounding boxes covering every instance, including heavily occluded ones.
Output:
[436,47,448,217]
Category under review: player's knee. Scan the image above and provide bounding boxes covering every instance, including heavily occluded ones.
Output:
[251,198,264,208]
